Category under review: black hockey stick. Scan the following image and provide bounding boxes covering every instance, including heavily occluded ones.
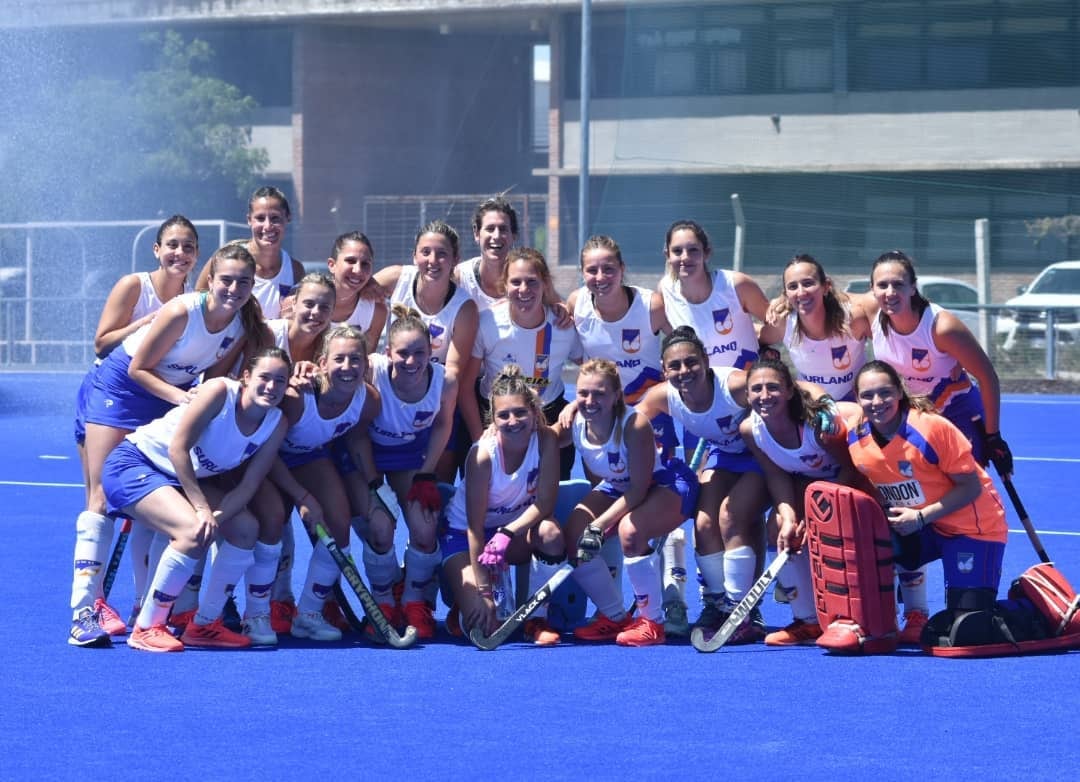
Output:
[469,564,573,651]
[690,548,790,653]
[101,517,133,600]
[314,523,418,648]
[1001,478,1051,564]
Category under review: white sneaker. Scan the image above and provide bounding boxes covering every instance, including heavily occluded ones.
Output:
[291,610,342,641]
[243,614,278,646]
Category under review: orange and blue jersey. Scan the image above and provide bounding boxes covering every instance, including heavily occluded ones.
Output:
[846,408,1006,543]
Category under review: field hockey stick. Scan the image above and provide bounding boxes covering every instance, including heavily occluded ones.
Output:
[469,563,573,651]
[313,523,419,648]
[690,548,790,653]
[101,517,133,600]
[1000,478,1051,564]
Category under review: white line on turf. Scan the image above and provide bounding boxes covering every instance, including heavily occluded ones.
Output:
[39,455,70,460]
[0,480,82,488]
[1015,457,1080,464]
[1010,529,1080,538]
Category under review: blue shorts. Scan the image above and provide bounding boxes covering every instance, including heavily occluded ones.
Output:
[894,526,1005,592]
[440,525,499,564]
[73,365,98,445]
[596,459,700,519]
[101,440,180,515]
[281,446,331,470]
[705,447,762,475]
[84,350,188,430]
[372,429,431,474]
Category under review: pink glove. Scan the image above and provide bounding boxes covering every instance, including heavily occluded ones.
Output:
[478,529,513,568]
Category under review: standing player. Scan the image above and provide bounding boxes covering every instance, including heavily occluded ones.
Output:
[326,230,387,353]
[555,359,698,646]
[840,360,1008,645]
[357,309,457,639]
[100,348,292,651]
[460,248,582,480]
[441,366,566,644]
[455,196,519,313]
[69,242,264,646]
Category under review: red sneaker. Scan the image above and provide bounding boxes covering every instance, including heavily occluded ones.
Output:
[523,617,560,646]
[573,612,633,642]
[167,609,196,633]
[180,617,252,649]
[898,610,929,645]
[270,600,297,633]
[445,604,463,638]
[765,619,823,646]
[322,599,352,633]
[127,624,183,653]
[94,598,127,636]
[402,600,436,640]
[615,616,666,647]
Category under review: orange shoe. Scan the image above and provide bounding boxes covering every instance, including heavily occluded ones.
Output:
[127,624,183,653]
[362,603,401,644]
[270,599,297,633]
[167,609,196,633]
[402,600,437,640]
[445,604,463,638]
[180,617,252,649]
[765,619,823,647]
[898,610,929,645]
[573,612,633,642]
[322,599,352,633]
[523,617,560,646]
[94,598,127,636]
[616,616,666,647]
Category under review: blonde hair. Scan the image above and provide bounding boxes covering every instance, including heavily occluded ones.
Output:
[577,358,626,449]
[487,364,544,428]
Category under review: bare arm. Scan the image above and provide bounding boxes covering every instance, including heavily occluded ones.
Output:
[458,354,485,441]
[587,413,656,534]
[932,310,1002,434]
[94,274,148,357]
[128,298,197,405]
[732,271,770,322]
[419,374,458,474]
[443,299,478,384]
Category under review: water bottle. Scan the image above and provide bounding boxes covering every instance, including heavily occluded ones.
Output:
[491,566,514,620]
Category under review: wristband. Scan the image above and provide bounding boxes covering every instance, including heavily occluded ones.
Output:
[495,525,516,540]
[916,510,925,528]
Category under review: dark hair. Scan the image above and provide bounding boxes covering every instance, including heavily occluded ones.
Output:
[503,247,552,293]
[330,230,374,261]
[244,346,292,375]
[783,253,849,343]
[208,242,270,351]
[870,250,931,336]
[580,235,624,269]
[664,219,711,255]
[472,195,519,237]
[661,325,708,367]
[156,215,198,245]
[746,357,837,426]
[248,186,292,220]
[854,359,936,415]
[415,220,460,260]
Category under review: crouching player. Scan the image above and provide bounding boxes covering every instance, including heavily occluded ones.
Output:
[101,349,292,651]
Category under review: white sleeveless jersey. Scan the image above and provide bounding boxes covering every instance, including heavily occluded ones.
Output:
[457,257,503,313]
[573,408,660,491]
[266,319,290,354]
[280,384,368,456]
[748,412,839,479]
[474,303,582,406]
[783,311,866,402]
[120,292,244,386]
[665,366,748,454]
[335,296,376,333]
[573,285,663,404]
[131,271,190,322]
[870,303,973,409]
[367,353,445,447]
[127,378,281,478]
[390,266,472,365]
[445,429,541,532]
[252,249,296,319]
[660,269,758,369]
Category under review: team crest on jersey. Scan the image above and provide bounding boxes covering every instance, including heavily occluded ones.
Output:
[712,308,734,335]
[413,410,434,428]
[534,354,550,374]
[607,451,627,474]
[911,348,931,372]
[278,283,292,298]
[215,336,235,360]
[526,467,540,494]
[249,582,272,599]
[956,552,975,573]
[622,329,641,353]
[715,415,737,435]
[800,453,824,470]
[332,421,352,437]
[429,323,445,351]
[831,346,852,370]
[898,460,913,477]
[242,442,258,459]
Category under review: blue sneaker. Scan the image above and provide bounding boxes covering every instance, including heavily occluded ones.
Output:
[69,607,111,647]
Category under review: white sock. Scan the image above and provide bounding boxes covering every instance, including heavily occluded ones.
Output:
[695,550,726,599]
[144,532,169,603]
[70,511,114,615]
[785,549,817,623]
[362,542,400,604]
[573,557,626,620]
[137,547,198,628]
[298,541,340,614]
[271,520,296,602]
[625,551,663,622]
[171,551,206,613]
[723,545,756,605]
[528,556,562,620]
[194,542,254,626]
[897,564,929,614]
[661,526,688,604]
[127,522,155,605]
[402,544,440,604]
[600,536,623,585]
[245,541,282,619]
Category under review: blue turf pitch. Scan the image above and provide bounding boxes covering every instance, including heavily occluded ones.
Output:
[1,373,1078,780]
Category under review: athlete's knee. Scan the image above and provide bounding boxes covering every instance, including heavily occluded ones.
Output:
[532,519,565,555]
[221,511,259,548]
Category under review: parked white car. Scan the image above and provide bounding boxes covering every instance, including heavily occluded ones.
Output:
[996,260,1080,351]
[844,275,982,334]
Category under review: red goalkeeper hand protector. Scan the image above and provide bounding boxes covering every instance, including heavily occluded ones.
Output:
[406,472,442,512]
